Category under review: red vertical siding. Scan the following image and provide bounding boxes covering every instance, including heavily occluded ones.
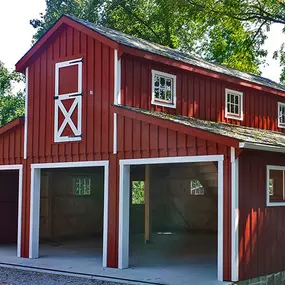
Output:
[239,150,285,280]
[121,54,284,132]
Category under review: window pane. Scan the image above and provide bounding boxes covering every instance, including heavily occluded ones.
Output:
[235,105,239,115]
[154,75,159,87]
[160,76,166,87]
[230,104,235,114]
[154,87,160,99]
[132,181,145,204]
[159,88,165,99]
[269,169,284,202]
[230,94,235,103]
[235,95,239,104]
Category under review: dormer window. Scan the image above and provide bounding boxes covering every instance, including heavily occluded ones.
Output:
[278,102,285,128]
[225,89,243,121]
[151,70,176,108]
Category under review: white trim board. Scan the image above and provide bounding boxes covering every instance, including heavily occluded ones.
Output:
[231,147,239,281]
[118,155,224,282]
[24,67,29,159]
[239,142,285,154]
[0,164,23,258]
[29,160,109,268]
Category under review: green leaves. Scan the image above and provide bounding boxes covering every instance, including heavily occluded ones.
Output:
[0,62,25,126]
[30,0,285,82]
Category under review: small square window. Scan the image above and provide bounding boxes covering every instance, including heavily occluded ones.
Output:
[132,181,145,204]
[73,177,91,196]
[151,70,176,108]
[267,166,285,206]
[225,89,243,121]
[278,102,285,128]
[190,180,204,196]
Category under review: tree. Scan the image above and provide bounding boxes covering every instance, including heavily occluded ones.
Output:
[30,0,267,75]
[0,62,25,126]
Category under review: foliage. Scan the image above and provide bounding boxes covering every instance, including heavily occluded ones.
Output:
[132,181,145,204]
[0,62,25,126]
[30,0,270,75]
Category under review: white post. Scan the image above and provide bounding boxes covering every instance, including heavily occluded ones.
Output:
[17,166,23,257]
[231,147,239,281]
[118,163,130,269]
[217,159,224,281]
[102,163,109,268]
[29,168,41,258]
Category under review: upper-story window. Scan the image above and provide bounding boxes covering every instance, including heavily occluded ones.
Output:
[225,89,243,121]
[151,70,176,108]
[278,102,285,128]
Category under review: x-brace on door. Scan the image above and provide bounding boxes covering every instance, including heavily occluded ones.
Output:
[54,58,83,143]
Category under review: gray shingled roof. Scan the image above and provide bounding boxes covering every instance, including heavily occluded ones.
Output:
[115,104,285,147]
[66,14,285,93]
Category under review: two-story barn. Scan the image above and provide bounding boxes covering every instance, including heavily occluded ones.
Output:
[1,14,285,285]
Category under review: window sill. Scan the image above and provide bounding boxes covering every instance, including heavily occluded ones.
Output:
[225,114,243,121]
[151,100,176,109]
[267,201,285,207]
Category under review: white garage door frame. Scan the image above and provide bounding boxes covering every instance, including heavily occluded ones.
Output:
[118,155,224,281]
[0,164,23,258]
[29,161,109,267]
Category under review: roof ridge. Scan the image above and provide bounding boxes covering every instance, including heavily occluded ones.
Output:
[65,14,285,93]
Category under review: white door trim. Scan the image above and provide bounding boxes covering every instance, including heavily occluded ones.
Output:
[0,164,23,257]
[118,155,224,281]
[29,160,109,267]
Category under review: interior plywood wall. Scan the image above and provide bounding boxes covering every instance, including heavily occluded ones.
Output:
[40,167,104,241]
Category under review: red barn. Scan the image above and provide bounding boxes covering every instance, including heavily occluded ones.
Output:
[1,14,285,284]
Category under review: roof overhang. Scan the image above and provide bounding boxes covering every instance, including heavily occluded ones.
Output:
[0,117,24,136]
[15,15,119,73]
[112,104,240,148]
[239,142,285,154]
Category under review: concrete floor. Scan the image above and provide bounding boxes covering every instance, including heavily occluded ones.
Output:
[0,234,229,285]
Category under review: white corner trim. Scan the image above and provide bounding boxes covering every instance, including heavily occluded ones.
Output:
[24,67,29,159]
[29,160,109,267]
[231,147,239,281]
[266,165,285,207]
[119,155,224,281]
[0,165,23,258]
[113,50,121,155]
[225,88,244,121]
[239,142,285,154]
[151,69,177,109]
[113,113,118,154]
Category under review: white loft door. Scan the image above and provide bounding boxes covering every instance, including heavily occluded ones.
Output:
[54,58,83,143]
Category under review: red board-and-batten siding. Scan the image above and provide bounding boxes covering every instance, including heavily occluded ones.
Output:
[20,25,116,260]
[121,54,285,132]
[239,150,285,281]
[11,16,285,282]
[0,120,24,165]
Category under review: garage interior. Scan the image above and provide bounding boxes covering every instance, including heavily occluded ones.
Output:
[0,170,19,257]
[128,162,219,284]
[38,167,105,264]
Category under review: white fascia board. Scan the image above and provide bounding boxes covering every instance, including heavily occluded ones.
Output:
[239,142,285,154]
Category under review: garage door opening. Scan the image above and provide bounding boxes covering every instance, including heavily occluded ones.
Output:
[29,161,109,269]
[119,156,223,285]
[0,166,22,259]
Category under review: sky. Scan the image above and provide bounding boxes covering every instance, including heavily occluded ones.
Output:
[0,0,284,84]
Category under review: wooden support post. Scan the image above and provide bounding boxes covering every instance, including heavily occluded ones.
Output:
[145,165,150,243]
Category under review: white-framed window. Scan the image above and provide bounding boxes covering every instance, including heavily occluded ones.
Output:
[225,89,243,121]
[151,70,176,108]
[73,176,91,196]
[190,180,204,196]
[278,102,285,128]
[266,165,285,206]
